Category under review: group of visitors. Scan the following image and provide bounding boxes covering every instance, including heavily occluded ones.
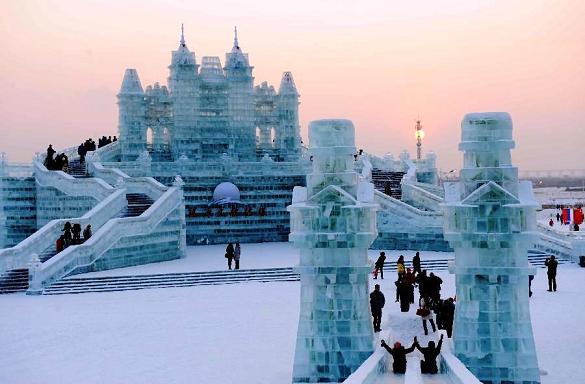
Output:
[98,135,116,149]
[370,250,455,375]
[44,144,69,171]
[55,222,92,253]
[224,242,241,270]
[77,138,96,163]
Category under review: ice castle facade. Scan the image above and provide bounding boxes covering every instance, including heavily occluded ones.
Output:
[289,119,378,383]
[443,112,541,384]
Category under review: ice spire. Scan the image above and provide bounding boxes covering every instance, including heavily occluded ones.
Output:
[233,26,239,49]
[180,23,185,47]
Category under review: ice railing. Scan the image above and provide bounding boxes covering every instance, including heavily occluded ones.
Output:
[374,190,442,227]
[534,223,583,260]
[401,182,444,212]
[34,160,115,201]
[86,140,120,163]
[88,162,168,200]
[407,181,445,197]
[0,189,127,273]
[30,186,182,290]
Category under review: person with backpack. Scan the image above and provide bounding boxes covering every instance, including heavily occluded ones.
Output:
[380,339,416,374]
[370,284,385,332]
[417,295,436,335]
[414,335,444,374]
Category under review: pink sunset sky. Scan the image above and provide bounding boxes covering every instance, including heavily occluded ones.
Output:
[0,0,584,171]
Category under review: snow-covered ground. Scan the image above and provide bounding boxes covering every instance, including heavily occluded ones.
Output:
[0,244,583,384]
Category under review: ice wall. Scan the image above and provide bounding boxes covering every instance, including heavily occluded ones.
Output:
[288,119,378,383]
[443,112,540,384]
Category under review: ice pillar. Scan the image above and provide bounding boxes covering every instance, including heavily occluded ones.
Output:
[288,119,378,383]
[443,112,540,384]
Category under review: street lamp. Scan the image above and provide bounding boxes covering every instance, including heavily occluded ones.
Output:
[414,120,425,160]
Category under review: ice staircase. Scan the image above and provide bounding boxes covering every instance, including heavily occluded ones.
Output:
[34,250,559,295]
[67,159,88,178]
[372,169,405,199]
[0,269,28,294]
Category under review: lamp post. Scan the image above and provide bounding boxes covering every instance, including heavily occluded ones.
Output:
[414,120,424,160]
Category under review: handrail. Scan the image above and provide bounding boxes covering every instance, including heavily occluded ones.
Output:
[88,162,168,199]
[34,160,114,202]
[0,189,127,273]
[536,222,585,241]
[32,187,182,289]
[401,182,444,212]
[374,190,442,222]
[406,180,445,197]
[86,140,120,163]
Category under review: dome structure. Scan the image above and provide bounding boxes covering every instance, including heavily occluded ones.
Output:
[212,182,240,203]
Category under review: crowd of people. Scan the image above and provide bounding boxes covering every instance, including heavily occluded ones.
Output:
[370,251,455,375]
[44,144,69,171]
[55,222,92,253]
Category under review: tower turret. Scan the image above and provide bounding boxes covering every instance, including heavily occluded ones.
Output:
[443,112,541,384]
[168,24,199,159]
[118,68,146,161]
[224,27,256,160]
[277,71,301,161]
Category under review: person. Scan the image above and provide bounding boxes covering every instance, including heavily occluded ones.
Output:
[46,144,56,169]
[370,284,385,332]
[414,335,444,374]
[428,272,443,304]
[234,242,241,270]
[78,142,87,163]
[412,251,421,275]
[396,255,405,277]
[71,223,82,244]
[575,223,580,231]
[83,224,92,241]
[556,212,561,222]
[56,235,65,253]
[380,339,416,374]
[418,295,436,335]
[416,270,429,298]
[545,255,558,292]
[549,218,554,227]
[374,252,386,280]
[113,136,117,142]
[404,268,416,304]
[441,298,455,338]
[225,242,235,270]
[397,278,412,312]
[62,221,72,247]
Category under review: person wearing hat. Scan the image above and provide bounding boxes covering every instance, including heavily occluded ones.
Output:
[380,338,416,374]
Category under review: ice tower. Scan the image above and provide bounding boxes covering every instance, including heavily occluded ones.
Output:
[118,68,146,161]
[443,112,540,384]
[288,119,378,383]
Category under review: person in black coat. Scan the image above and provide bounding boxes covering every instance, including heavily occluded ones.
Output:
[374,252,386,280]
[441,298,455,338]
[370,284,385,332]
[412,251,421,275]
[414,334,444,374]
[428,272,443,303]
[225,242,235,270]
[545,256,558,292]
[381,339,416,374]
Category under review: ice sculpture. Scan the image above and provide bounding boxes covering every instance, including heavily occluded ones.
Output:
[443,112,540,384]
[288,119,378,383]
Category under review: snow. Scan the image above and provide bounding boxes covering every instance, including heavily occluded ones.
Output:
[0,244,583,384]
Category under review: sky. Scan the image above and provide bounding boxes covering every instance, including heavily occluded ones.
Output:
[0,0,584,171]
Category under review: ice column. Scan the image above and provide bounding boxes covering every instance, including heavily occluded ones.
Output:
[288,119,378,383]
[443,112,540,384]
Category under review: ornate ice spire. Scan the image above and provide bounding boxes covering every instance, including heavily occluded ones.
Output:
[233,26,239,49]
[180,23,185,47]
